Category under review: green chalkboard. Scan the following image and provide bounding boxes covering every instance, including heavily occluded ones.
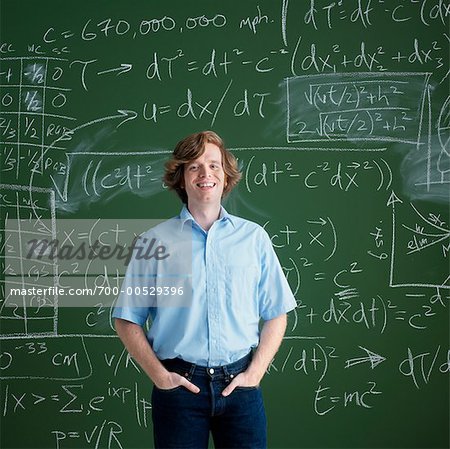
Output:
[0,0,449,448]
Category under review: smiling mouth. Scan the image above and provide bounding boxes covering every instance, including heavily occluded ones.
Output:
[196,182,216,189]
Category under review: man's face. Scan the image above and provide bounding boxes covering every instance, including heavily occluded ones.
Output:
[183,143,226,208]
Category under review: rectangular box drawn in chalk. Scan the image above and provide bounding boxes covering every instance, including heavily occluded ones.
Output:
[286,72,431,145]
[0,184,58,337]
[390,200,450,290]
[0,56,74,177]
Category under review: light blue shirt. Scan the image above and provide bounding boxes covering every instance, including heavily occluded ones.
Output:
[113,206,297,366]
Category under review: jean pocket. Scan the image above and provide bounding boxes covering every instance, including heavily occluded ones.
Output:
[154,385,183,393]
[234,385,260,391]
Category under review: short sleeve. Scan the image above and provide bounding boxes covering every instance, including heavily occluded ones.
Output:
[112,245,155,326]
[257,228,297,321]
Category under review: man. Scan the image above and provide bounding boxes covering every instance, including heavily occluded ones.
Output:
[113,131,296,448]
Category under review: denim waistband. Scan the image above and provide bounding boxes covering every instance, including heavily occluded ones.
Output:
[160,352,253,381]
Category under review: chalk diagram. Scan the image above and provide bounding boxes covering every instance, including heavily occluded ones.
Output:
[387,92,450,290]
[1,184,58,336]
[389,193,450,290]
[0,183,96,380]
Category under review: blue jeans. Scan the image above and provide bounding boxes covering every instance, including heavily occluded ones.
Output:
[151,352,267,448]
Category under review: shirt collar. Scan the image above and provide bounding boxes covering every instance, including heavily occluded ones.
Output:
[180,205,236,229]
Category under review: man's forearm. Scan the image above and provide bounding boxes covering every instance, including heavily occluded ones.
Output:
[246,313,287,384]
[114,318,167,384]
[115,318,201,393]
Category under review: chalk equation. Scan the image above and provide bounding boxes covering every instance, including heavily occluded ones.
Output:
[286,72,430,144]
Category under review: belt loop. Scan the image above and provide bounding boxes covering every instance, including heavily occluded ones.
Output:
[184,361,196,381]
[222,364,233,383]
[222,364,229,377]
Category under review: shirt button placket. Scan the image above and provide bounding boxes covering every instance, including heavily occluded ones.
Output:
[206,230,215,365]
[209,235,220,366]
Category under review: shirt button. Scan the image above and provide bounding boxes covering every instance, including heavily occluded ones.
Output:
[209,368,215,374]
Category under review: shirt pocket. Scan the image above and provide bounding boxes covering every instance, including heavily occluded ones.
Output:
[225,264,259,314]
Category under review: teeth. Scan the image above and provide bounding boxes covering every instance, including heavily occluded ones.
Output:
[197,182,215,187]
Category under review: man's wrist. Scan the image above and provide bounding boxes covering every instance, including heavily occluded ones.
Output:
[147,363,171,386]
[244,365,265,385]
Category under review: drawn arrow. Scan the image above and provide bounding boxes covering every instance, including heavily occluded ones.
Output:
[307,218,327,226]
[30,109,139,202]
[387,190,403,207]
[345,346,386,370]
[50,109,138,144]
[97,63,133,75]
[306,217,336,261]
[116,109,138,128]
[388,190,402,287]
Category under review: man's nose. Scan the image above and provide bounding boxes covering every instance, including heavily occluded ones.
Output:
[198,166,211,177]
